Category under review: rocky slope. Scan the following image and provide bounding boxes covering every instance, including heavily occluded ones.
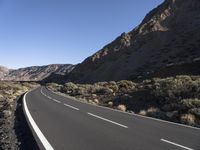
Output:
[0,66,9,79]
[68,0,200,83]
[1,64,74,81]
[0,81,39,149]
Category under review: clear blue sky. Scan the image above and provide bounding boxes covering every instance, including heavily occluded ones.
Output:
[0,0,163,69]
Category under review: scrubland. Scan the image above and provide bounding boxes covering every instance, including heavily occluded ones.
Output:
[47,75,200,127]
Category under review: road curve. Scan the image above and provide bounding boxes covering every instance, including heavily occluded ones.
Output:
[23,87,200,150]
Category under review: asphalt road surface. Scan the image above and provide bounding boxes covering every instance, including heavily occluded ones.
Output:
[23,87,200,150]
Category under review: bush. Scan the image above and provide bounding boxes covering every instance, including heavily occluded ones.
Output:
[188,108,200,118]
[62,82,78,94]
[108,101,113,107]
[117,104,126,112]
[107,81,119,92]
[46,83,62,91]
[93,86,113,95]
[46,76,200,127]
[139,110,147,116]
[152,76,200,102]
[180,98,200,109]
[117,80,135,92]
[162,103,180,111]
[180,114,196,125]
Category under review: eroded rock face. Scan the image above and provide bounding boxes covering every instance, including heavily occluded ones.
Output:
[69,0,200,83]
[0,64,74,81]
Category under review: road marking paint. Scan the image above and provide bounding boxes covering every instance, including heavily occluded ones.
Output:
[41,87,61,103]
[160,139,194,150]
[87,113,128,128]
[47,96,52,99]
[52,99,61,103]
[23,92,54,150]
[64,103,80,110]
[49,89,200,130]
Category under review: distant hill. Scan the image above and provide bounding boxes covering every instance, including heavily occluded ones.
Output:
[66,0,200,83]
[0,64,74,81]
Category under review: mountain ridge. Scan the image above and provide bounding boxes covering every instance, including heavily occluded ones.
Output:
[65,0,200,83]
[0,64,74,81]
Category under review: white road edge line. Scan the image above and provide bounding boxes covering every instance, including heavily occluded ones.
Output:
[23,92,54,150]
[64,103,79,110]
[87,112,128,128]
[160,139,194,150]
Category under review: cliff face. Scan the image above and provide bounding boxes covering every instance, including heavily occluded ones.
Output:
[69,0,200,83]
[0,64,74,81]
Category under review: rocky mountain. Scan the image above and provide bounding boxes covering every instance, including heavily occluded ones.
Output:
[0,64,74,81]
[67,0,200,83]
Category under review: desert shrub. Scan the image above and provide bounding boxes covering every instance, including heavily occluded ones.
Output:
[107,81,119,92]
[152,76,200,101]
[77,84,92,92]
[10,84,23,91]
[95,87,113,94]
[188,108,200,118]
[162,103,181,111]
[180,114,196,125]
[21,82,31,87]
[46,83,62,91]
[62,82,78,94]
[147,107,159,113]
[94,82,108,87]
[94,99,99,104]
[179,98,200,110]
[117,80,135,92]
[117,104,126,112]
[146,107,163,118]
[73,86,89,96]
[139,110,147,116]
[108,101,113,107]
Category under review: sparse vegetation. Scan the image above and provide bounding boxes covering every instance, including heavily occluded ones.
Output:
[47,75,200,127]
[0,81,39,149]
[180,114,196,125]
[116,104,127,112]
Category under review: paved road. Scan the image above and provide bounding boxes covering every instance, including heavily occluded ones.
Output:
[23,87,200,150]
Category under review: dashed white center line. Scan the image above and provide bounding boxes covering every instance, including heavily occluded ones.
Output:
[41,88,61,103]
[160,139,194,150]
[52,99,61,103]
[87,113,128,128]
[64,103,80,110]
[47,96,52,99]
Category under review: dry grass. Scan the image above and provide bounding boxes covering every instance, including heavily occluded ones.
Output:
[108,101,113,107]
[139,110,147,116]
[117,104,126,112]
[147,107,159,113]
[94,99,99,104]
[180,114,196,125]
